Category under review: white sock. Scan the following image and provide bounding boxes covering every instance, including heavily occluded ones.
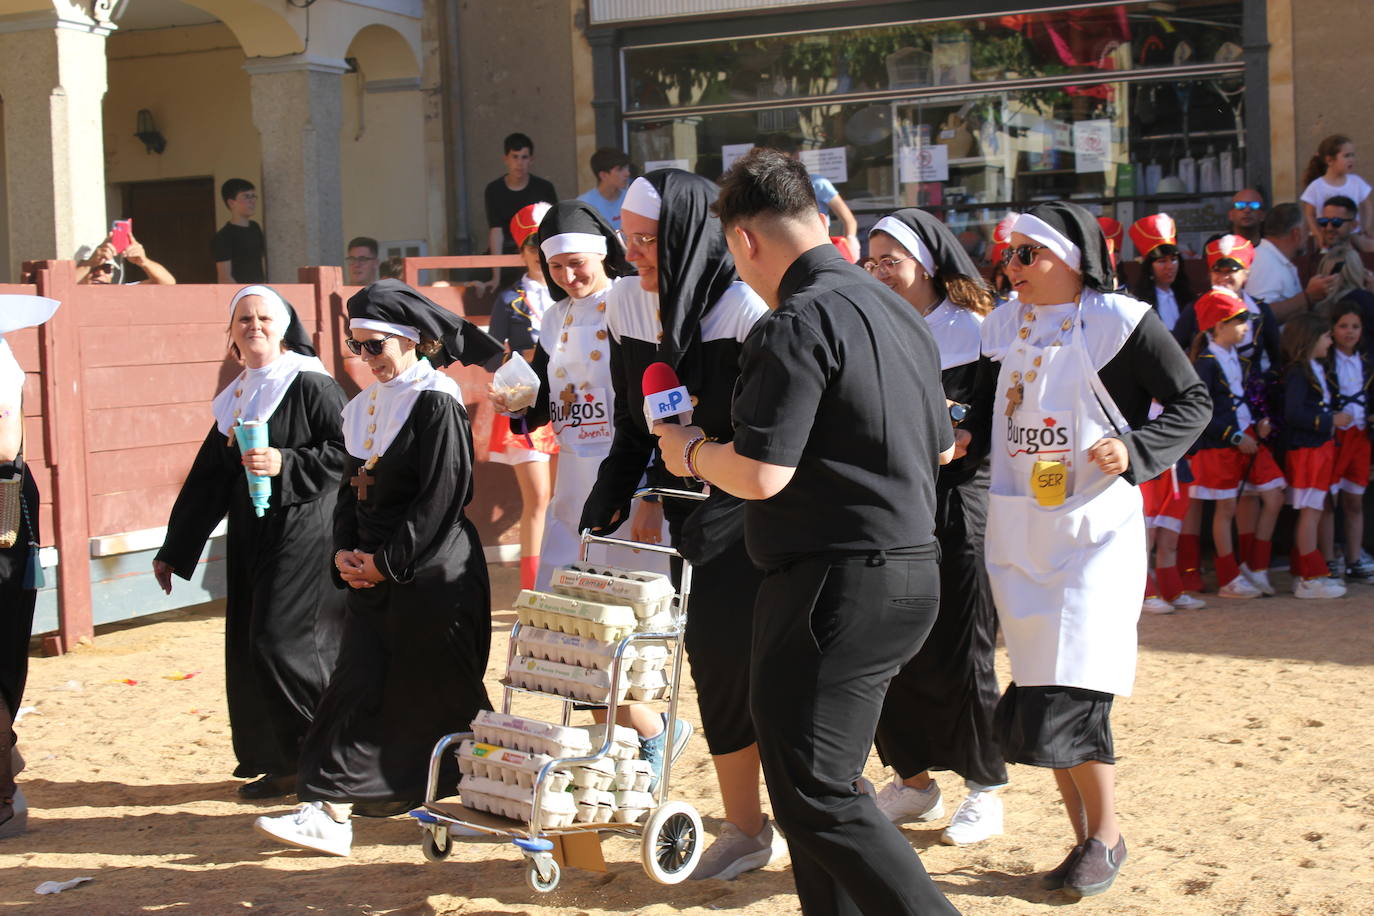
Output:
[322,802,352,824]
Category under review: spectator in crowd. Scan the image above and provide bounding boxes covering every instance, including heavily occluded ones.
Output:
[1227,188,1266,245]
[378,256,404,281]
[214,178,266,284]
[345,237,380,286]
[577,148,632,232]
[1247,203,1338,322]
[1315,197,1360,253]
[77,234,176,286]
[766,134,859,258]
[1300,134,1373,251]
[484,133,558,292]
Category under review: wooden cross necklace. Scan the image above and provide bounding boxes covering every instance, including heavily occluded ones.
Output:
[351,456,379,501]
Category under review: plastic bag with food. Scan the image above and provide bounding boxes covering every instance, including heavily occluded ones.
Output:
[492,352,540,413]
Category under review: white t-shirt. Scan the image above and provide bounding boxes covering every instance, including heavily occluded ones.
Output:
[1247,238,1301,304]
[1301,174,1372,215]
[1335,350,1366,428]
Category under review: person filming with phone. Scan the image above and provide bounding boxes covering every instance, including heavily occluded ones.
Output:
[76,224,176,286]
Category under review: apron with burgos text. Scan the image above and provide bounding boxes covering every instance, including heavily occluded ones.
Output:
[984,301,1144,698]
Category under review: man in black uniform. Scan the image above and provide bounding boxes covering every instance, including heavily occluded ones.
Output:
[654,148,959,915]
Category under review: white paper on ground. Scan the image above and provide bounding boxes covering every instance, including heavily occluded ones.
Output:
[36,878,93,895]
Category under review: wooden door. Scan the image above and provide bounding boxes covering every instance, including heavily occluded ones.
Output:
[122,177,218,284]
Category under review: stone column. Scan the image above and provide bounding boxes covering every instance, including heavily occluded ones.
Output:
[245,53,346,281]
[0,10,112,277]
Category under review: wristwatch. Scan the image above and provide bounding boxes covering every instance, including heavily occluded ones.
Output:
[949,402,970,425]
[1229,431,1245,446]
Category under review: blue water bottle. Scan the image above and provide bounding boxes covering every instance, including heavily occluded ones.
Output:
[235,419,271,517]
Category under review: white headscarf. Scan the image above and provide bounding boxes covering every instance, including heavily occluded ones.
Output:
[340,357,461,460]
[622,177,662,220]
[870,216,936,276]
[0,295,60,401]
[1010,212,1083,272]
[211,287,329,434]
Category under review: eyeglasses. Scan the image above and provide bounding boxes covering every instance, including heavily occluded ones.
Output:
[1317,217,1352,228]
[1232,201,1263,211]
[861,254,915,275]
[626,232,657,248]
[345,335,397,356]
[999,244,1049,267]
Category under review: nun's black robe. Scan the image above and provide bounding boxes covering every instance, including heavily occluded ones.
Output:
[296,390,491,809]
[156,372,348,778]
[875,354,1007,788]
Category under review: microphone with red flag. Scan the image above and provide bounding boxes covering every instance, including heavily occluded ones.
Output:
[642,361,693,429]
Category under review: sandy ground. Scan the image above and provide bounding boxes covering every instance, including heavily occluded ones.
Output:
[2,564,1372,915]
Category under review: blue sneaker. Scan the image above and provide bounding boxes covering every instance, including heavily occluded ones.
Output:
[639,714,693,790]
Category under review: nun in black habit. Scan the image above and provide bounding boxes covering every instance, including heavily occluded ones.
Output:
[864,210,1009,846]
[254,280,501,857]
[154,285,348,799]
[579,170,780,880]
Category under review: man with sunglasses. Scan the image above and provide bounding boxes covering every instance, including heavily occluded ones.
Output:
[1248,203,1339,322]
[1317,197,1360,252]
[1227,189,1266,245]
[75,235,176,286]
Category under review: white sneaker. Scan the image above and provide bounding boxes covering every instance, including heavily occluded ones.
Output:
[1142,596,1175,615]
[941,790,1004,846]
[1172,593,1207,610]
[874,778,943,824]
[1240,565,1276,596]
[1294,578,1346,599]
[1218,576,1262,599]
[254,802,352,856]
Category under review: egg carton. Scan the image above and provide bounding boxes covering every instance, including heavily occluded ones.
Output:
[471,709,593,759]
[456,739,573,792]
[459,774,577,827]
[613,758,655,793]
[612,789,656,824]
[581,723,641,761]
[506,654,631,704]
[628,644,669,674]
[514,626,633,672]
[625,667,669,702]
[515,590,637,642]
[549,564,676,620]
[569,757,618,792]
[572,787,617,824]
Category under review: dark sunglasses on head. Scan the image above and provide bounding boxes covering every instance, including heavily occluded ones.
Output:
[345,334,397,356]
[999,244,1049,267]
[1317,217,1352,228]
[1232,201,1263,211]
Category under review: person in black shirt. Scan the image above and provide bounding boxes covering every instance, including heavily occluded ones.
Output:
[483,132,557,291]
[655,148,958,915]
[213,178,266,284]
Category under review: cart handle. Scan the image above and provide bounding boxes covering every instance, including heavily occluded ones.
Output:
[633,486,707,503]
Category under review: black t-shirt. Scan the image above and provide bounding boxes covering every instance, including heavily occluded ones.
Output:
[731,245,954,569]
[212,221,266,283]
[485,175,558,253]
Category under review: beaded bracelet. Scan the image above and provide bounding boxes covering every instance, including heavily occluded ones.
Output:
[684,435,714,483]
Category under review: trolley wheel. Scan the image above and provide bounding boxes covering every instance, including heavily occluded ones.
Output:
[641,800,704,885]
[525,855,561,893]
[421,826,452,862]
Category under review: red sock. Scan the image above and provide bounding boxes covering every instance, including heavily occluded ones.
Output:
[1215,553,1240,587]
[1249,539,1273,573]
[520,555,540,591]
[1157,565,1184,601]
[1238,533,1255,567]
[1178,534,1203,590]
[1301,551,1327,580]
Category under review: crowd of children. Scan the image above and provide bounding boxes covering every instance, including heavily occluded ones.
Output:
[1135,134,1374,609]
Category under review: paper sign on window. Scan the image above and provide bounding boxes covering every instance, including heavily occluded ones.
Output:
[1073,120,1112,174]
[800,147,848,184]
[899,144,949,183]
[721,143,753,172]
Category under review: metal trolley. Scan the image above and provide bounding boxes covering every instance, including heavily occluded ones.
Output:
[410,488,705,893]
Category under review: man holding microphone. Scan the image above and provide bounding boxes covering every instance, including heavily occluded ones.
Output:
[653,148,959,914]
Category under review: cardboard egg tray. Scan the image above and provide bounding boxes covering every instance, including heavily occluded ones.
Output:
[471,710,593,759]
[572,787,617,824]
[613,758,655,793]
[507,654,630,704]
[612,789,655,824]
[549,564,676,620]
[569,756,618,791]
[514,626,639,673]
[456,739,572,793]
[458,774,577,827]
[582,723,640,761]
[514,590,638,642]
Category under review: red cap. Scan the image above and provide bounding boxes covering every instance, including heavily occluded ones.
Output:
[989,214,1018,266]
[1128,214,1176,258]
[1098,217,1124,247]
[510,202,552,249]
[1194,287,1249,332]
[1205,234,1255,270]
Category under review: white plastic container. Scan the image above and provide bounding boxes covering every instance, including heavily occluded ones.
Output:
[471,709,593,759]
[548,564,676,620]
[515,625,633,672]
[515,589,638,642]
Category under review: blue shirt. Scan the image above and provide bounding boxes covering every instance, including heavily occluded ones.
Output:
[577,187,626,232]
[811,176,839,217]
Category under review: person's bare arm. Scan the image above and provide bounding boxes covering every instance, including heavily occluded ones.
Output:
[0,391,21,463]
[828,194,859,245]
[216,260,234,283]
[125,238,176,285]
[76,240,116,285]
[487,226,504,257]
[1301,201,1320,248]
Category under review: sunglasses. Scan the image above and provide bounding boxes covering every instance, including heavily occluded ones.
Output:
[1317,217,1352,228]
[999,244,1049,267]
[345,334,397,356]
[1232,201,1263,211]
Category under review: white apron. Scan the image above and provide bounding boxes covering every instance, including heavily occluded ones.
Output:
[535,290,667,589]
[984,302,1145,697]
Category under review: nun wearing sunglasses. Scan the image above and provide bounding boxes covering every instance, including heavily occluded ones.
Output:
[980,202,1209,899]
[154,286,349,800]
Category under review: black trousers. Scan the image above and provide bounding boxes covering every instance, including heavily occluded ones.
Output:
[750,545,959,916]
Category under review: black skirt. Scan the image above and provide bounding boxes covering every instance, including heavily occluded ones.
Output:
[994,683,1115,769]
